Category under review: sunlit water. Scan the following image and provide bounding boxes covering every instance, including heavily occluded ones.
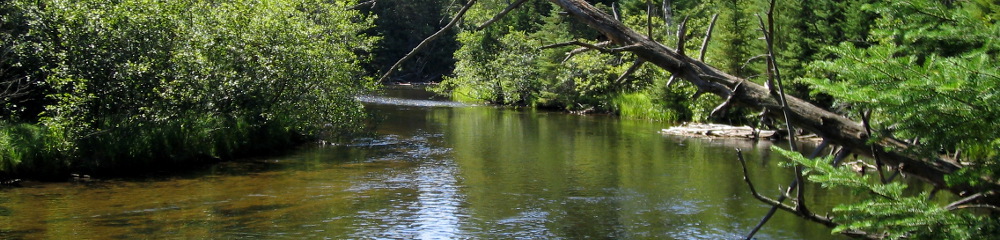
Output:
[0,86,850,239]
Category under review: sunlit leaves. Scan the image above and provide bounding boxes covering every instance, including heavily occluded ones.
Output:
[776,148,1000,239]
[803,1,1000,160]
[1,0,375,171]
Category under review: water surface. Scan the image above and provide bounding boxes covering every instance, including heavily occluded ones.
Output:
[0,87,849,239]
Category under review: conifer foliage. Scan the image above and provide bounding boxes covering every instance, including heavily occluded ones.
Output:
[783,0,1000,238]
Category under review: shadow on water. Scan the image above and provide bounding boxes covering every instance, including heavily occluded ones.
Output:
[0,86,854,239]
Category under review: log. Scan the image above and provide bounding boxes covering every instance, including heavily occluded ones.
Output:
[546,0,996,203]
[661,123,777,139]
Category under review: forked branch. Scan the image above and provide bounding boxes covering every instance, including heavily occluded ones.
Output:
[736,149,837,228]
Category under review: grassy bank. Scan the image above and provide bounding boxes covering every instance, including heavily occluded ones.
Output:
[610,92,684,122]
[0,115,319,180]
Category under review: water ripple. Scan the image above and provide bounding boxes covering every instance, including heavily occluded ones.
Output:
[358,96,475,107]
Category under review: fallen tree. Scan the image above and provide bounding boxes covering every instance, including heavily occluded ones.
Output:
[379,0,999,237]
[543,0,995,202]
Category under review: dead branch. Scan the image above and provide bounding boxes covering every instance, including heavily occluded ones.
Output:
[378,0,478,83]
[664,75,677,88]
[740,54,769,71]
[675,16,689,56]
[736,149,838,229]
[614,59,645,85]
[612,2,620,21]
[755,12,795,154]
[945,193,1000,212]
[476,0,529,31]
[861,109,889,184]
[558,41,611,63]
[662,0,673,30]
[646,0,654,40]
[1,48,31,103]
[737,149,763,200]
[349,0,376,10]
[698,14,719,62]
[709,79,743,118]
[609,44,643,52]
[948,204,1000,212]
[794,163,810,215]
[540,40,612,52]
[744,144,851,239]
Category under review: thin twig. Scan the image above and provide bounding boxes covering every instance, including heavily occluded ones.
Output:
[862,109,888,184]
[378,0,478,83]
[476,0,529,31]
[348,0,376,10]
[945,193,992,210]
[755,5,795,153]
[665,75,677,88]
[540,40,611,52]
[736,149,839,231]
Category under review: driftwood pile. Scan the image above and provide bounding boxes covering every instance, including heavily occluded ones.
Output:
[660,123,824,142]
[661,123,777,139]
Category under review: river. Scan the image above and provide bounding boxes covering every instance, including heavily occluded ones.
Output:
[0,86,849,239]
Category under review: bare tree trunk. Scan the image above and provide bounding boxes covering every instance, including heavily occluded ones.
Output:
[546,0,996,204]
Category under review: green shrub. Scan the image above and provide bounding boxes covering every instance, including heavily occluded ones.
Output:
[1,0,376,176]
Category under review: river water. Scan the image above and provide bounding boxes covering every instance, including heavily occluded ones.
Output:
[0,86,849,239]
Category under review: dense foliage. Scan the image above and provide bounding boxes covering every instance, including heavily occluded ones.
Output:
[780,148,1000,239]
[0,0,375,177]
[434,0,880,122]
[435,0,699,121]
[790,1,1000,238]
[428,0,1000,238]
[2,0,998,237]
[361,0,460,83]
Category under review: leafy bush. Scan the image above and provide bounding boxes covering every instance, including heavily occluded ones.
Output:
[1,0,376,176]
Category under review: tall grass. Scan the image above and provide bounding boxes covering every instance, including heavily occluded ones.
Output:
[1,114,309,179]
[611,92,683,122]
[73,114,305,176]
[0,122,68,178]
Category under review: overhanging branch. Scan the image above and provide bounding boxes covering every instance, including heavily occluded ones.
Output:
[378,0,478,83]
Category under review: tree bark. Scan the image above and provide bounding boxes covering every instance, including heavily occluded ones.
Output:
[546,0,996,203]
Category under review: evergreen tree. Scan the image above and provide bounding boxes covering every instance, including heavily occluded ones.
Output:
[789,0,1000,237]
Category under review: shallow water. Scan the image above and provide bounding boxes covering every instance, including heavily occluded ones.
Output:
[0,86,849,239]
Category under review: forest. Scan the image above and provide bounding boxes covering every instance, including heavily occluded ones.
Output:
[2,0,999,239]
